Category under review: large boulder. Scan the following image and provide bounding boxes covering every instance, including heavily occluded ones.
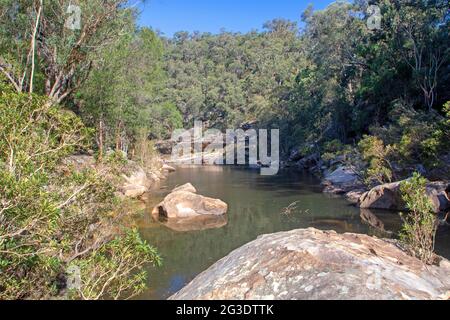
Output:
[358,181,404,211]
[170,228,450,300]
[358,180,450,213]
[152,183,228,220]
[121,163,153,199]
[323,166,363,194]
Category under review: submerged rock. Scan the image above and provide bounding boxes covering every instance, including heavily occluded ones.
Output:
[162,215,228,232]
[152,183,228,220]
[170,228,450,300]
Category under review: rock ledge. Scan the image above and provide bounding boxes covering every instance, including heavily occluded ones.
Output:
[170,228,450,300]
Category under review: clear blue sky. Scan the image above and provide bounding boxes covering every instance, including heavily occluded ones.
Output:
[137,0,336,37]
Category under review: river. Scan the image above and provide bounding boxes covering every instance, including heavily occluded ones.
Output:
[135,165,450,300]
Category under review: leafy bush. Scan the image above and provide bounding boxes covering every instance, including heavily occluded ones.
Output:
[0,84,160,300]
[399,173,437,264]
[358,135,394,186]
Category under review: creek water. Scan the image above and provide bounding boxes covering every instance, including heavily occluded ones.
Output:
[135,165,450,300]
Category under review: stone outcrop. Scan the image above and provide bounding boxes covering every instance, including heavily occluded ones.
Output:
[322,166,363,195]
[62,155,157,199]
[152,183,228,220]
[170,228,450,300]
[121,162,154,199]
[358,180,450,213]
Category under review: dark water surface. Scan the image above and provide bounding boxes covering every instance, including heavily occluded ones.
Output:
[136,166,450,300]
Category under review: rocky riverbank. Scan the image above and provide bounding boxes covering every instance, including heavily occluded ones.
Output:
[62,153,174,202]
[284,151,450,225]
[170,228,450,300]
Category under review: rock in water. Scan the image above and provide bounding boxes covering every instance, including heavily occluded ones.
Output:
[358,181,404,211]
[152,183,228,220]
[358,180,450,213]
[323,166,363,194]
[170,228,450,300]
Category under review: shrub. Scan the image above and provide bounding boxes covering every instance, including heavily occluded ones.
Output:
[0,84,160,299]
[399,173,437,264]
[358,135,394,186]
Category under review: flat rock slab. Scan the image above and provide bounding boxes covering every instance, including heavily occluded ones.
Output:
[170,228,450,300]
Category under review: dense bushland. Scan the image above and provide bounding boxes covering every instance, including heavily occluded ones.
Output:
[0,80,161,299]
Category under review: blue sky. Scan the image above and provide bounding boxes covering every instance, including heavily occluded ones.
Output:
[137,0,336,37]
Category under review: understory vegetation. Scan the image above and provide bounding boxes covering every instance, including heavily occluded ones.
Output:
[0,80,161,299]
[400,173,438,264]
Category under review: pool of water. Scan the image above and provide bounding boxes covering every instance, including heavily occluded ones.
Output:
[135,165,450,300]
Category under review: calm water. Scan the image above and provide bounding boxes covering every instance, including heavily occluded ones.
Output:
[136,166,450,300]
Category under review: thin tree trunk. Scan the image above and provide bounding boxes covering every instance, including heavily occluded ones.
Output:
[29,0,43,94]
[115,121,122,152]
[98,118,104,163]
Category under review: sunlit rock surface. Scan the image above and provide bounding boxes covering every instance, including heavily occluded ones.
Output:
[170,228,450,300]
[153,183,228,219]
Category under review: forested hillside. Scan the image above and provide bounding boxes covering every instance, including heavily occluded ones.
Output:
[160,1,449,182]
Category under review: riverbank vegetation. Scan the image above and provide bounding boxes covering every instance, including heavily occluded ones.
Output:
[0,0,449,298]
[0,0,163,300]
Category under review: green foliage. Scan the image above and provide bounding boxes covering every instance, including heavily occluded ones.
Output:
[399,173,437,264]
[0,84,160,300]
[79,27,173,156]
[164,19,303,130]
[358,135,394,185]
[0,0,133,100]
[69,229,161,300]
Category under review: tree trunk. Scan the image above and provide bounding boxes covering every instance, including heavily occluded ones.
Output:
[98,118,104,163]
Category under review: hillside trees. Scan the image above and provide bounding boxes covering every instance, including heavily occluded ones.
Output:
[0,0,133,103]
[79,27,181,159]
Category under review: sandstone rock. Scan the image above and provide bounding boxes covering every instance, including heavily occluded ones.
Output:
[358,181,404,211]
[358,180,450,213]
[170,228,450,300]
[155,140,176,155]
[345,189,367,204]
[123,185,147,199]
[323,166,363,195]
[152,184,228,220]
[296,153,320,171]
[121,164,152,199]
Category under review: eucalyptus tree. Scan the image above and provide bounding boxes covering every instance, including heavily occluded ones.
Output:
[0,0,133,103]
